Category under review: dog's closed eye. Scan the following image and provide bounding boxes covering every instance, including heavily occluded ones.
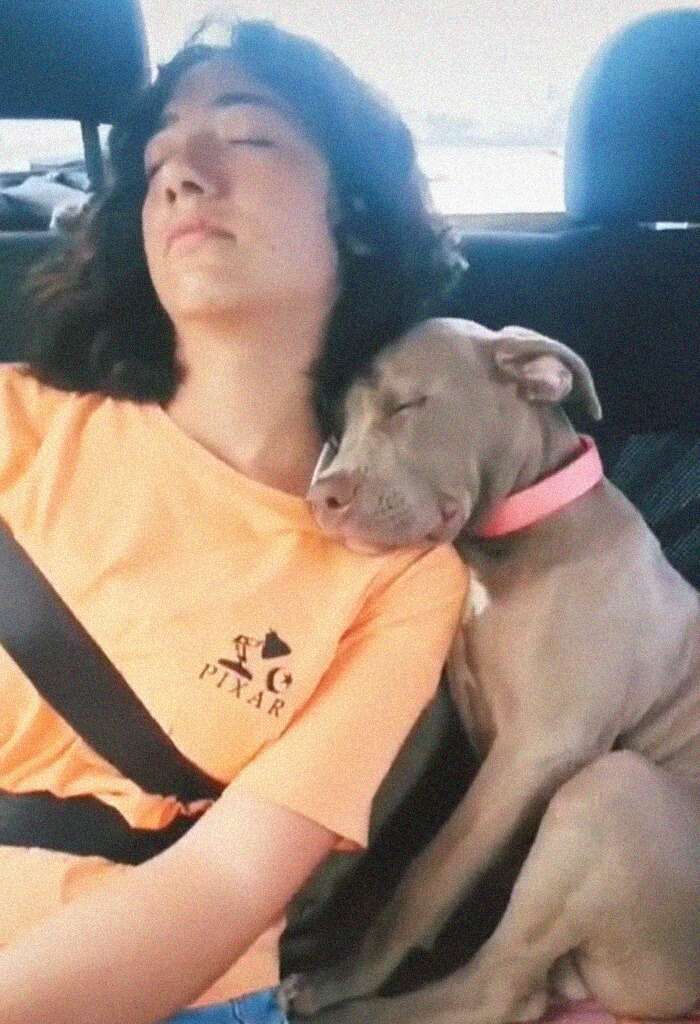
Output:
[387,395,428,417]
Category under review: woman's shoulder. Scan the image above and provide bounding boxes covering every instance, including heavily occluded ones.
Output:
[360,541,469,623]
[0,363,77,426]
[0,364,101,486]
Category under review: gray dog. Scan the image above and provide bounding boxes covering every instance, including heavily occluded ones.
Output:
[284,318,700,1024]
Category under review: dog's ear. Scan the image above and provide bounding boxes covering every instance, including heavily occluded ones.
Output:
[492,326,602,420]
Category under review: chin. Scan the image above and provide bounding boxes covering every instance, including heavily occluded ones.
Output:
[172,285,245,318]
[340,537,388,555]
[339,523,441,553]
[160,267,250,315]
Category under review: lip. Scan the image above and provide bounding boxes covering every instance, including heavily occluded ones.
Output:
[166,218,233,252]
[426,501,467,543]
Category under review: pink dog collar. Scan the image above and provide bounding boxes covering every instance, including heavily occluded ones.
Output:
[475,435,604,539]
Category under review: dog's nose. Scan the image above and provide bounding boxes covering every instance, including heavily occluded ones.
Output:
[308,470,359,517]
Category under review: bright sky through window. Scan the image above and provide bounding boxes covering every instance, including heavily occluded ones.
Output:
[0,1,687,214]
[142,1,684,128]
[139,0,686,214]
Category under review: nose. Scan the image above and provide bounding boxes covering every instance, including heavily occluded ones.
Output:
[160,136,224,204]
[165,173,204,203]
[308,470,360,518]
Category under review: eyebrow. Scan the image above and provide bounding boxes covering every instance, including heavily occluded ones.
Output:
[157,91,286,130]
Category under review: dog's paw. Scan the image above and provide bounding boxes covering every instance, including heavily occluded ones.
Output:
[283,971,329,1017]
[293,998,379,1024]
[278,974,303,1014]
[283,966,360,1017]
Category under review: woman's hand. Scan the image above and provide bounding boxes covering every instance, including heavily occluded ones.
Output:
[0,784,336,1024]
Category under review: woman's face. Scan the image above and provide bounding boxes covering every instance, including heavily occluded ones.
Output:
[141,58,339,333]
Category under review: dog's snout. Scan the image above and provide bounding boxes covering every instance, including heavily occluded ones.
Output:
[309,470,359,516]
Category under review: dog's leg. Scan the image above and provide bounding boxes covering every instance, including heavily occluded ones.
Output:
[290,739,582,1015]
[293,750,700,1024]
[290,925,576,1024]
[404,749,700,1023]
[538,749,700,1016]
[288,966,550,1024]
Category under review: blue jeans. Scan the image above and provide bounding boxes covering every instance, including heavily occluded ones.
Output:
[165,986,290,1024]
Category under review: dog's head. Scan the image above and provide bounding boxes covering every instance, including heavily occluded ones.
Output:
[308,318,601,552]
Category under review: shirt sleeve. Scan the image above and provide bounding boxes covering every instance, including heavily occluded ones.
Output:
[227,543,469,850]
[0,364,66,494]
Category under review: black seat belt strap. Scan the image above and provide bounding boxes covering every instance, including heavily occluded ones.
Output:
[0,789,198,864]
[0,518,223,803]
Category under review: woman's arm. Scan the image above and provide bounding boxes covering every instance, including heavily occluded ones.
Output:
[0,786,336,1024]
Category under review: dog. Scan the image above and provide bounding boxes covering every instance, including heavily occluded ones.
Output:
[283,318,700,1024]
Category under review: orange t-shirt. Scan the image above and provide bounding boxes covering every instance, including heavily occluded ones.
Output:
[0,363,468,1005]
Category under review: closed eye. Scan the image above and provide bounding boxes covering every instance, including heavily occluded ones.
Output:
[389,396,428,416]
[227,137,276,147]
[144,138,275,180]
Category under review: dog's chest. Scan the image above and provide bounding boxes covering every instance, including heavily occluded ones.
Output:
[447,569,514,756]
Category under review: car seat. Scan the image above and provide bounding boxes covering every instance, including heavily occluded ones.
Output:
[0,0,149,359]
[451,8,700,587]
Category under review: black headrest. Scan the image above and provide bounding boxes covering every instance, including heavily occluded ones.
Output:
[0,0,149,124]
[565,8,700,224]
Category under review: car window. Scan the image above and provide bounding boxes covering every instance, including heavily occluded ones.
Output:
[0,120,84,173]
[0,0,689,217]
[139,0,686,215]
[0,121,110,174]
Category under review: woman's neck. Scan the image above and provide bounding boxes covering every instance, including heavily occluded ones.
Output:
[165,320,324,496]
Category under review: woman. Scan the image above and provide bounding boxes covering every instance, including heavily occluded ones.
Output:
[0,19,468,1024]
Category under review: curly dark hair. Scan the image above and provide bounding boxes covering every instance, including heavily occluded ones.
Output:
[25,19,465,434]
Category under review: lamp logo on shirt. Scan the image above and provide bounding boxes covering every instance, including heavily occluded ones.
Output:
[199,630,293,716]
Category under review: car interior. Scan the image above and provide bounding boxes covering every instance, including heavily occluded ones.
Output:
[1,0,697,1004]
[0,0,148,358]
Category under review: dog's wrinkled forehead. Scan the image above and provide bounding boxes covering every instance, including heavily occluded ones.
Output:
[341,329,465,429]
[376,327,467,381]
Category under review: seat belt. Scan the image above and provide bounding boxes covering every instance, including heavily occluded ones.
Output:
[0,517,224,805]
[0,788,198,864]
